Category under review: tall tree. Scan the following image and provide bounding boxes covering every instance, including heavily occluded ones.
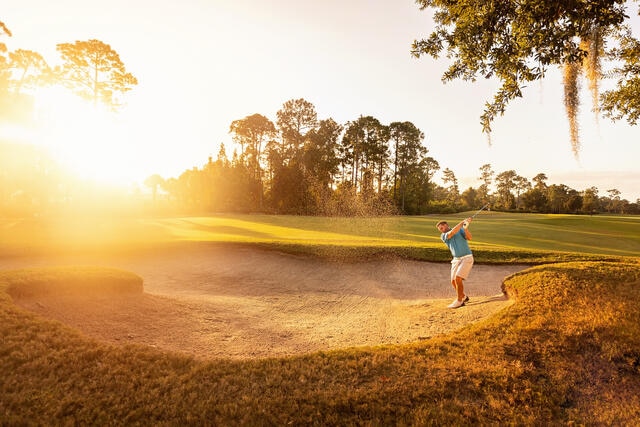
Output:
[8,49,50,94]
[340,118,365,189]
[360,116,389,194]
[495,170,518,210]
[521,186,547,212]
[532,173,548,190]
[606,188,623,213]
[477,163,494,202]
[422,156,440,188]
[270,99,318,213]
[303,118,343,188]
[522,172,549,212]
[339,115,389,194]
[144,174,165,203]
[566,187,583,213]
[411,1,638,153]
[582,186,600,213]
[547,184,571,214]
[441,167,459,207]
[513,174,531,210]
[276,98,318,164]
[389,121,426,210]
[399,155,439,214]
[301,118,343,213]
[229,113,276,210]
[229,114,275,176]
[461,186,480,210]
[55,39,137,110]
[417,156,441,212]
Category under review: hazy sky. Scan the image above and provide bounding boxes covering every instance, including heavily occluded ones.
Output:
[3,0,639,200]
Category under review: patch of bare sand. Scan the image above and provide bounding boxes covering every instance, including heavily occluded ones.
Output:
[5,245,527,360]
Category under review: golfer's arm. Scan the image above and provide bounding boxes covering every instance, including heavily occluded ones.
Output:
[446,222,464,240]
[465,228,472,240]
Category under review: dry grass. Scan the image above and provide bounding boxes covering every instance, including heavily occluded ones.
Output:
[4,266,142,298]
[1,259,639,424]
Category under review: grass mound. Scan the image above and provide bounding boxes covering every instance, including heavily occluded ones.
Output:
[2,267,143,299]
[0,261,639,424]
[477,261,640,424]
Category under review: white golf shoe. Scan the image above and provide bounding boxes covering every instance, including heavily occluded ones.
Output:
[448,298,465,309]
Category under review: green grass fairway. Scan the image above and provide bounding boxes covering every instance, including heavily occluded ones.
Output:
[2,212,637,262]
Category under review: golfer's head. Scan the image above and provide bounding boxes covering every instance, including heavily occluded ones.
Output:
[436,221,449,232]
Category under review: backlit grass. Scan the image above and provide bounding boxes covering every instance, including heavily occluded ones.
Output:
[1,261,639,424]
[4,266,142,298]
[1,213,638,262]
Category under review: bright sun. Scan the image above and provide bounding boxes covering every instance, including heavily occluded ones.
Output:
[31,86,144,187]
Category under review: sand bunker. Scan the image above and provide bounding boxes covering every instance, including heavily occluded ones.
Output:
[4,245,526,359]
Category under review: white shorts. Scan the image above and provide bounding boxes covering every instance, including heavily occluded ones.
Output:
[451,255,474,281]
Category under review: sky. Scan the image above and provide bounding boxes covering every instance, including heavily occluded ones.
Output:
[3,0,639,201]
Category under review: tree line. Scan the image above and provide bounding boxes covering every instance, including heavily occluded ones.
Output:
[143,97,638,216]
[1,18,638,217]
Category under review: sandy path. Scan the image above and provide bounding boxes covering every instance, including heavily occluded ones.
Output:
[2,244,526,360]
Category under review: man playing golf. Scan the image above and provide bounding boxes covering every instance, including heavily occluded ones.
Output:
[436,217,474,309]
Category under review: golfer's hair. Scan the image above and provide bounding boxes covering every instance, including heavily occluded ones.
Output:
[436,220,448,229]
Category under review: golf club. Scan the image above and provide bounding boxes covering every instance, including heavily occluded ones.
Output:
[462,203,490,228]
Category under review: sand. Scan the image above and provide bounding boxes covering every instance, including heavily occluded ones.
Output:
[3,244,526,360]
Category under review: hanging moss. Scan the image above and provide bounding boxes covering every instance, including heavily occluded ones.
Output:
[563,61,581,158]
[562,27,604,158]
[581,26,604,118]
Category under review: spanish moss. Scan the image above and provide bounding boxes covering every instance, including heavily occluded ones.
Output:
[563,61,581,158]
[581,26,604,119]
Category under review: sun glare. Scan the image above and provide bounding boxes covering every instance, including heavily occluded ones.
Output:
[30,86,143,187]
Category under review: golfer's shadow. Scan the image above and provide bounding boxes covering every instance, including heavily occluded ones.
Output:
[465,293,508,306]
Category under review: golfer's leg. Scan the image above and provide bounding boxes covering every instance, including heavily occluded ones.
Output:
[455,276,465,301]
[450,259,459,290]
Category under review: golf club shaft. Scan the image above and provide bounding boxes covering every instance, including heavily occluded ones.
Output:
[471,203,490,219]
[460,203,490,228]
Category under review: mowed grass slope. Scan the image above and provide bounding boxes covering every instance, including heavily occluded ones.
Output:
[2,212,639,261]
[1,213,639,424]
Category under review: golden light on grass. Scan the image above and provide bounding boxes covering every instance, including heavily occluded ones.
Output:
[4,266,143,299]
[161,216,407,246]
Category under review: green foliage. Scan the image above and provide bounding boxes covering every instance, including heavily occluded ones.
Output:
[412,0,638,137]
[276,98,318,162]
[601,31,640,125]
